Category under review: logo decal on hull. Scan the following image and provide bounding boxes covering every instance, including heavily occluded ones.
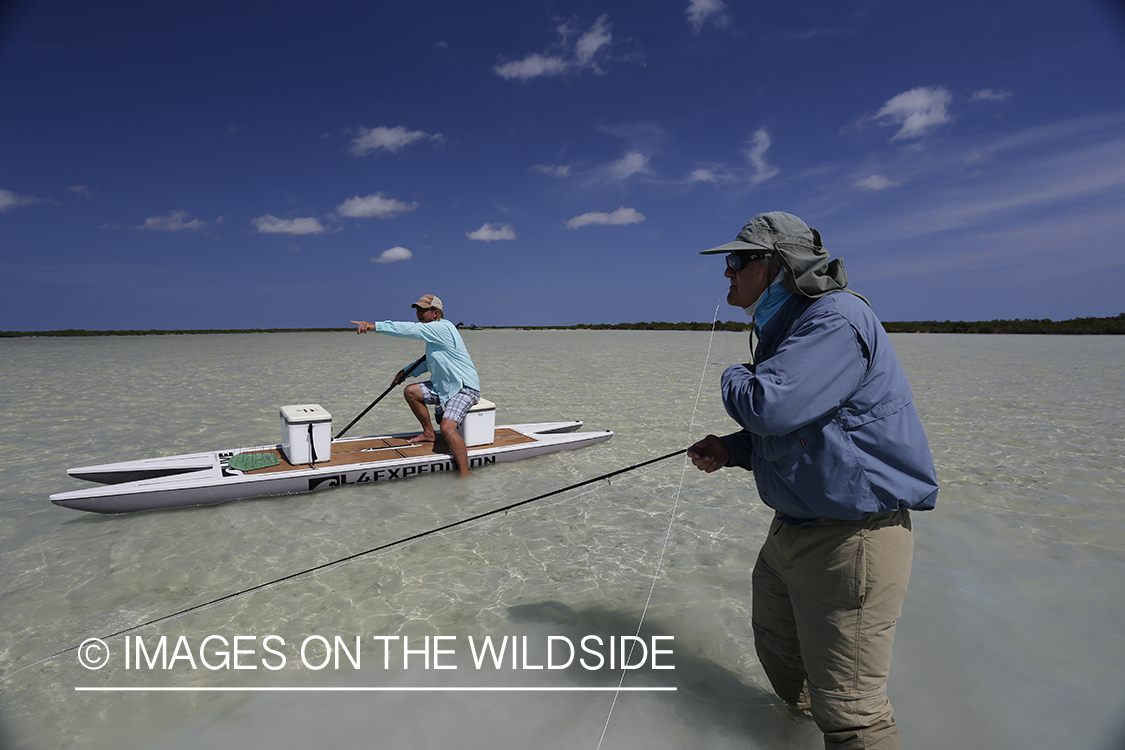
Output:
[306,456,496,492]
[309,474,346,491]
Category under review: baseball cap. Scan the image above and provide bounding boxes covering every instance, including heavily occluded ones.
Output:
[412,294,443,311]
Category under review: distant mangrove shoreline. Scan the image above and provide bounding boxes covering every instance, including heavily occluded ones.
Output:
[3,314,1123,337]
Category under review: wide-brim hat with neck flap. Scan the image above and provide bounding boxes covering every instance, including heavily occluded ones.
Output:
[701,211,849,299]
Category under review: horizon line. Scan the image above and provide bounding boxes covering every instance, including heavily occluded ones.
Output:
[4,312,1124,337]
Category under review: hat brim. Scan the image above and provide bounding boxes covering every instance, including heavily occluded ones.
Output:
[699,239,772,255]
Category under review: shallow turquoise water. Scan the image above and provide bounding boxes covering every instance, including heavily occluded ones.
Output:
[1,331,1123,749]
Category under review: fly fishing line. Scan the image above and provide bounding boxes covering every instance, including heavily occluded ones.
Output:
[595,300,724,750]
[4,312,724,702]
[1,448,687,685]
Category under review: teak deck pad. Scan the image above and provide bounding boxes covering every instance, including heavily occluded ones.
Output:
[242,428,535,474]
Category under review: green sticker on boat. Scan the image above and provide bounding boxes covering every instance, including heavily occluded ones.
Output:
[227,452,280,472]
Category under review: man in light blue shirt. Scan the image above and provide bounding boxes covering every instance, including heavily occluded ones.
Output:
[352,294,481,476]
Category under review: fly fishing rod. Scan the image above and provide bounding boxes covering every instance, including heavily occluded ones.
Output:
[3,447,687,683]
[334,355,426,440]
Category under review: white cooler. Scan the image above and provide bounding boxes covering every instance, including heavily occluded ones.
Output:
[280,404,332,465]
[458,398,496,447]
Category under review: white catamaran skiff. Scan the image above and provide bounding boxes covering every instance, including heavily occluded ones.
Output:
[51,400,613,514]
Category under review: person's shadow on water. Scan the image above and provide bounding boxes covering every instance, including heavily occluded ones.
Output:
[507,600,820,748]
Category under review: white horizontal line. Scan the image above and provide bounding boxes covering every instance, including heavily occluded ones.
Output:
[75,686,676,693]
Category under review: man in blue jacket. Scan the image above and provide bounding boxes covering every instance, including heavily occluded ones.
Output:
[352,294,481,476]
[687,212,938,750]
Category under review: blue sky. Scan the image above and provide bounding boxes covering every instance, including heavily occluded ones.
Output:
[2,0,1124,330]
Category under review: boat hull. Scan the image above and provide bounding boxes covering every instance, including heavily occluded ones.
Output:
[51,422,612,514]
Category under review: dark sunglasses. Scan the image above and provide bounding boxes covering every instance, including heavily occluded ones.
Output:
[726,252,772,271]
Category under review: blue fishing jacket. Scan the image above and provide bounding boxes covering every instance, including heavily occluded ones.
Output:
[374,320,480,405]
[720,291,938,524]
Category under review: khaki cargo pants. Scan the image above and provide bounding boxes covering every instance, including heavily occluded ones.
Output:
[752,509,913,750]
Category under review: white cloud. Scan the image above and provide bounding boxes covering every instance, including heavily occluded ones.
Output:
[493,53,570,81]
[744,129,780,185]
[853,174,902,191]
[684,161,738,184]
[876,86,953,140]
[140,210,205,231]
[971,88,1013,102]
[494,15,614,81]
[531,164,572,177]
[251,214,326,235]
[688,168,719,183]
[574,15,613,67]
[467,222,516,241]
[675,131,775,187]
[606,151,651,182]
[686,0,729,32]
[68,185,92,197]
[0,188,41,212]
[336,192,420,219]
[372,246,413,263]
[349,126,443,156]
[566,206,645,229]
[965,150,993,166]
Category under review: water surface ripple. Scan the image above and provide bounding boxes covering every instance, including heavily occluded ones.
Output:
[1,331,1122,749]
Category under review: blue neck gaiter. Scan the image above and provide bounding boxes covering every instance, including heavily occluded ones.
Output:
[745,272,793,331]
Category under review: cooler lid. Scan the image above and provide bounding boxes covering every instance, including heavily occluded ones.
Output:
[280,403,332,423]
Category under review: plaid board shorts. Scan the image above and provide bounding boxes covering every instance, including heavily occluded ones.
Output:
[418,382,480,425]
